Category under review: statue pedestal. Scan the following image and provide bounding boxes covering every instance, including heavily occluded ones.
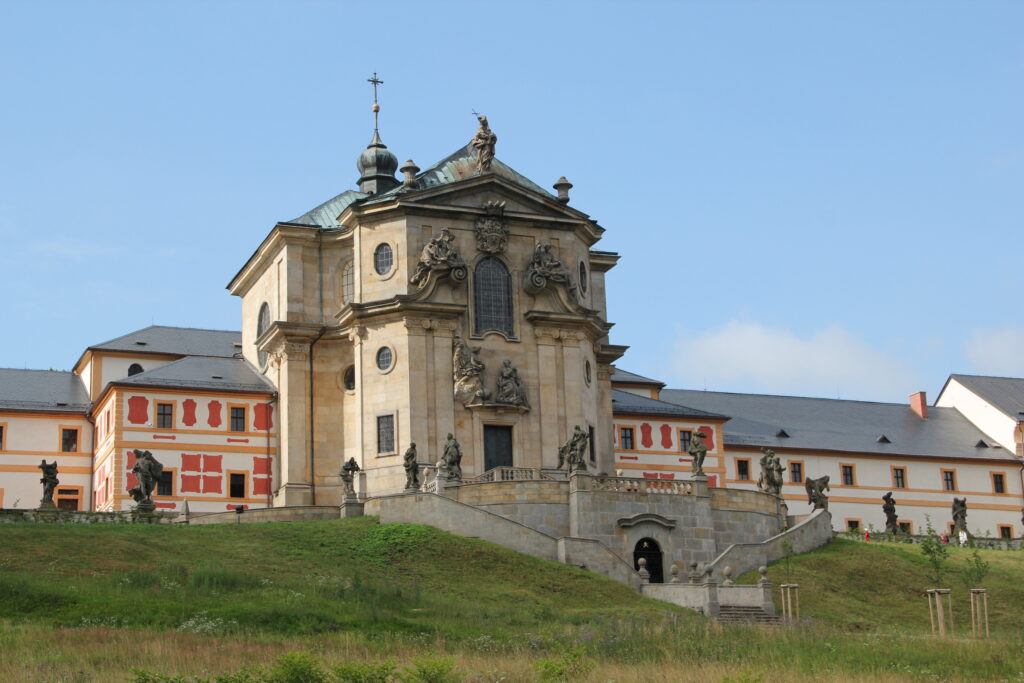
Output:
[340,498,364,518]
[37,499,56,511]
[135,500,156,514]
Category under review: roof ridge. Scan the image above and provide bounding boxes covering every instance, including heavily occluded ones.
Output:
[89,324,241,349]
[663,387,917,408]
[0,367,75,374]
[951,373,1024,382]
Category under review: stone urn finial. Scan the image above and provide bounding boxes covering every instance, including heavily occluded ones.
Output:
[637,557,650,584]
[722,566,734,586]
[553,176,572,203]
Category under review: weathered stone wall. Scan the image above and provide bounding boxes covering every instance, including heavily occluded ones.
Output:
[710,487,782,549]
[449,481,569,537]
[706,509,833,581]
[188,505,341,525]
[557,537,640,588]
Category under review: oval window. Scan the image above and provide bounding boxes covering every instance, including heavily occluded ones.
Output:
[376,346,393,371]
[585,360,592,385]
[343,365,356,391]
[579,261,588,294]
[374,243,394,275]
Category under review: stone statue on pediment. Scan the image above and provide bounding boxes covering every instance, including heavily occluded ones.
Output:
[410,228,466,288]
[471,115,497,173]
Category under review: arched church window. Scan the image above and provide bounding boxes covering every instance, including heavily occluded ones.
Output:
[127,363,144,376]
[579,261,588,294]
[257,302,270,368]
[473,257,513,337]
[341,262,354,304]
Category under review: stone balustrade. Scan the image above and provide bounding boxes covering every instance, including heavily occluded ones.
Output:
[467,467,555,483]
[589,475,693,495]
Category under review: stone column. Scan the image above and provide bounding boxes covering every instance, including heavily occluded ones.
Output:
[276,340,313,506]
[594,364,615,474]
[568,470,591,537]
[536,328,561,469]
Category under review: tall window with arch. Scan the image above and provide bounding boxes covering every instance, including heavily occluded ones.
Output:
[473,257,513,337]
[340,261,354,304]
[257,302,270,367]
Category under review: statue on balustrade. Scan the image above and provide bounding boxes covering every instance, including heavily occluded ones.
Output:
[882,491,899,535]
[442,433,463,482]
[38,460,59,509]
[951,497,968,536]
[128,449,164,511]
[340,457,361,500]
[688,429,708,477]
[404,443,420,490]
[410,228,466,288]
[757,448,784,497]
[495,359,529,408]
[805,474,830,511]
[557,425,589,474]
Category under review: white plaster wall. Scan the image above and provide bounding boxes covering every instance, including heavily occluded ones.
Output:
[936,379,1017,451]
[0,413,92,510]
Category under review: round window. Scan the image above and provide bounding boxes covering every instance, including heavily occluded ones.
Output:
[585,360,592,385]
[343,365,356,391]
[376,346,393,371]
[579,261,588,294]
[374,243,394,275]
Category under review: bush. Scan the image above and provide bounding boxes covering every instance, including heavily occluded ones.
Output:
[264,652,329,683]
[332,661,396,683]
[398,655,460,683]
[532,648,596,682]
[919,516,950,586]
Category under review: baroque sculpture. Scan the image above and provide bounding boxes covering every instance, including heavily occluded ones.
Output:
[952,497,968,536]
[474,200,509,254]
[452,335,490,405]
[340,457,361,500]
[495,359,529,408]
[38,460,59,509]
[882,491,899,535]
[688,429,707,478]
[757,448,784,496]
[805,475,830,511]
[470,114,497,173]
[128,449,164,511]
[409,228,466,288]
[557,425,590,474]
[442,433,463,482]
[524,242,577,300]
[404,443,420,490]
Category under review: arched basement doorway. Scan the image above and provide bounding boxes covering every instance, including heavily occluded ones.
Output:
[633,537,664,583]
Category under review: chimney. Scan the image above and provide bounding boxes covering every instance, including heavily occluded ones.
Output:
[909,391,928,419]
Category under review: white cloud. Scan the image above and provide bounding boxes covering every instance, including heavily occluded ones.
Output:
[671,320,918,401]
[964,328,1024,377]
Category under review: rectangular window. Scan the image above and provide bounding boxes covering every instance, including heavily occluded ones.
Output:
[230,406,246,432]
[998,525,1013,539]
[61,428,78,453]
[679,430,692,453]
[157,471,174,497]
[898,521,912,534]
[377,414,395,454]
[0,424,5,450]
[229,473,246,499]
[156,403,173,429]
[846,519,861,531]
[736,459,751,481]
[942,469,956,491]
[992,473,1006,494]
[588,426,596,462]
[892,467,906,489]
[841,464,855,486]
[620,427,634,450]
[789,461,803,483]
[56,487,80,511]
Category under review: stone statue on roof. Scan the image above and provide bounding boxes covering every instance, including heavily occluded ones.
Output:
[471,114,497,173]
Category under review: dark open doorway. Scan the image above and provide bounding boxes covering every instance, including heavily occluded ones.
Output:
[483,425,513,471]
[633,537,664,583]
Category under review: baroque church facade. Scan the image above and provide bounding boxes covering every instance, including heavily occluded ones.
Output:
[228,114,624,505]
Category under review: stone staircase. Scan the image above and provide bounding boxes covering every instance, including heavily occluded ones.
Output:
[715,605,783,625]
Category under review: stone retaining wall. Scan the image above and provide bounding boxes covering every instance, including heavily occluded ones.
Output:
[188,506,341,525]
[706,509,833,581]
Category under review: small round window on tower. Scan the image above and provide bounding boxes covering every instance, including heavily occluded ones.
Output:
[343,365,356,391]
[376,346,393,371]
[374,243,393,275]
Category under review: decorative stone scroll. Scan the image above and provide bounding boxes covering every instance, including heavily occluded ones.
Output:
[409,228,467,288]
[805,475,830,511]
[474,201,509,254]
[494,359,529,409]
[524,242,577,300]
[452,335,490,405]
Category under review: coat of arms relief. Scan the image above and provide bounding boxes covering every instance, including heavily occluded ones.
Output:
[474,200,509,254]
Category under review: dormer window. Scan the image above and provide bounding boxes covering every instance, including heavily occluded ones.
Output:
[128,363,144,376]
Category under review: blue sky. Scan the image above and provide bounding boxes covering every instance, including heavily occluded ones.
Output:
[1,1,1021,403]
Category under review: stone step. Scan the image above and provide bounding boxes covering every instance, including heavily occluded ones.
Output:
[716,606,784,625]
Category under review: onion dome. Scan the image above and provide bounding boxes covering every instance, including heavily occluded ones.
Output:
[357,129,399,194]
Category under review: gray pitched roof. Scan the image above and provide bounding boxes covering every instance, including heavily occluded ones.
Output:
[287,189,367,228]
[612,368,666,387]
[0,369,90,412]
[660,388,1014,461]
[89,326,242,358]
[945,374,1024,421]
[612,388,725,419]
[114,356,275,394]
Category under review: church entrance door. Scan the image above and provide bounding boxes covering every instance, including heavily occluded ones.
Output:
[483,425,513,471]
[633,537,664,583]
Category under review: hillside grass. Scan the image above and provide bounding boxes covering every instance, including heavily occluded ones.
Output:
[0,520,1022,681]
[740,536,1024,635]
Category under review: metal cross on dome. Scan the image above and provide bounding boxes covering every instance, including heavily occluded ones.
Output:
[368,72,383,131]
